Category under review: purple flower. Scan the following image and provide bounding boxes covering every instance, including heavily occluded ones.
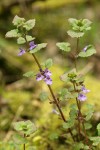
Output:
[18,48,26,56]
[81,86,90,94]
[44,76,52,85]
[36,73,44,81]
[78,93,87,101]
[29,41,37,50]
[83,46,88,52]
[44,68,52,76]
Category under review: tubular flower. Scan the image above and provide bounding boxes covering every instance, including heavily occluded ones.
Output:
[18,48,26,56]
[29,41,37,50]
[36,68,52,85]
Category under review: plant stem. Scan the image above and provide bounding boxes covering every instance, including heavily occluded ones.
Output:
[74,38,91,147]
[74,37,79,72]
[23,134,26,150]
[31,53,75,141]
[24,36,75,141]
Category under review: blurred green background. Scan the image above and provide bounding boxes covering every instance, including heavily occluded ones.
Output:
[0,0,100,149]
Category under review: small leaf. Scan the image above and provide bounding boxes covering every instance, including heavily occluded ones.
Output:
[23,71,36,78]
[13,120,37,135]
[67,30,84,38]
[26,35,35,42]
[12,15,25,26]
[5,29,20,38]
[85,112,93,121]
[13,133,27,145]
[89,137,100,146]
[17,37,26,44]
[49,132,59,140]
[30,43,47,53]
[82,19,92,30]
[45,58,53,68]
[56,42,71,52]
[68,18,78,25]
[23,19,35,31]
[78,45,96,57]
[84,123,92,130]
[97,123,100,136]
[39,92,48,101]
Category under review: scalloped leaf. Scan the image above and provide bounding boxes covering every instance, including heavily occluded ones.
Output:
[68,18,78,25]
[17,37,26,44]
[67,30,84,38]
[45,58,53,68]
[5,29,20,38]
[12,15,25,26]
[56,42,71,52]
[78,45,96,57]
[26,35,35,42]
[23,19,35,31]
[23,71,36,78]
[30,43,47,53]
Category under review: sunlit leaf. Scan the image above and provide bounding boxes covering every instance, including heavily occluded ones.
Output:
[17,37,26,44]
[30,43,47,53]
[78,45,96,57]
[5,29,20,38]
[23,71,36,78]
[56,42,71,52]
[67,30,84,38]
[23,19,35,31]
[12,15,25,26]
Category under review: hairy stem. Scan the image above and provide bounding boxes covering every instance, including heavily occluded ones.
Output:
[31,53,75,141]
[24,36,75,141]
[23,134,26,150]
[74,38,90,146]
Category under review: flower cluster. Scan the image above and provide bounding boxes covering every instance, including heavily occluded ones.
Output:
[18,41,37,56]
[36,68,52,85]
[78,85,90,101]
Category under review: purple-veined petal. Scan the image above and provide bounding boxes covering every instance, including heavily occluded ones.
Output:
[29,41,37,50]
[18,48,26,56]
[78,93,87,101]
[36,73,44,81]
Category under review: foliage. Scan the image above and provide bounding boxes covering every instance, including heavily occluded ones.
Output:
[3,15,100,150]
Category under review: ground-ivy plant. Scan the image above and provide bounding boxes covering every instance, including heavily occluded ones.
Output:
[5,16,100,150]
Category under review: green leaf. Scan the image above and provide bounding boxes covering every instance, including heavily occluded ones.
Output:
[69,108,77,119]
[97,123,100,136]
[62,119,75,129]
[23,71,36,78]
[68,18,78,25]
[23,19,35,31]
[67,30,84,38]
[39,92,48,101]
[30,43,47,53]
[49,132,59,140]
[89,137,100,146]
[17,37,26,44]
[73,142,84,150]
[84,123,92,130]
[13,133,27,145]
[56,42,71,52]
[58,88,71,100]
[85,112,93,121]
[26,35,35,42]
[12,15,25,26]
[82,19,92,31]
[14,120,37,135]
[78,45,96,57]
[5,29,20,38]
[45,58,53,68]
